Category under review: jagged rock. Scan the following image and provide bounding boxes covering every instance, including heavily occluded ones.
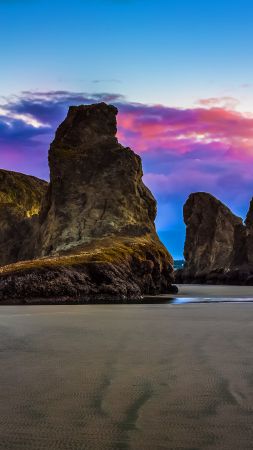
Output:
[0,169,48,266]
[36,103,158,256]
[184,193,242,274]
[245,198,253,265]
[176,192,253,284]
[0,103,174,302]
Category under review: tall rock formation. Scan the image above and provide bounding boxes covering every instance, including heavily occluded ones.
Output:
[36,103,158,256]
[176,192,253,284]
[245,199,253,266]
[0,103,175,302]
[183,193,242,275]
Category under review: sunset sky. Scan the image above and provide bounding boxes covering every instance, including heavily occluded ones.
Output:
[1,0,253,257]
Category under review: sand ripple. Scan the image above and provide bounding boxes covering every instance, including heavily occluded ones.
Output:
[0,303,253,449]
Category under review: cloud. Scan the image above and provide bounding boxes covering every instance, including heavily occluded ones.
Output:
[196,96,240,109]
[241,83,253,89]
[0,91,125,178]
[1,89,253,195]
[1,90,253,256]
[92,79,122,84]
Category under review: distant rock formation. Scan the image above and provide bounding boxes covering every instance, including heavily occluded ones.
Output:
[0,169,47,266]
[176,192,253,285]
[183,192,242,274]
[0,103,175,303]
[245,199,253,267]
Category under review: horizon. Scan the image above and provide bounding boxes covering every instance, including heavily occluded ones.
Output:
[1,0,253,258]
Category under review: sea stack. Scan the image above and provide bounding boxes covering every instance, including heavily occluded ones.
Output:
[0,103,175,303]
[36,103,160,256]
[177,192,253,284]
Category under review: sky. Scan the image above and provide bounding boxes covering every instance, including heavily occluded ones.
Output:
[1,0,253,258]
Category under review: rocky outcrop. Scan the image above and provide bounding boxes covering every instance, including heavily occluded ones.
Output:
[245,199,253,266]
[0,103,175,302]
[0,236,175,303]
[183,192,242,275]
[176,192,253,285]
[36,103,159,256]
[0,169,48,266]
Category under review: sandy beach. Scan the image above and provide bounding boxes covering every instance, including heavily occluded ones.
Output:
[151,284,253,302]
[176,284,253,298]
[1,300,253,449]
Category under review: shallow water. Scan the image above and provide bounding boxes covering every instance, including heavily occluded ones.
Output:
[1,303,253,449]
[171,296,253,304]
[146,284,253,304]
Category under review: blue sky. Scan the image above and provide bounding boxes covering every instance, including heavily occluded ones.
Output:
[1,0,253,258]
[1,0,253,108]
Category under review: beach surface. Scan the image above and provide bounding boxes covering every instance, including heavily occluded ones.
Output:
[1,299,253,449]
[149,283,253,302]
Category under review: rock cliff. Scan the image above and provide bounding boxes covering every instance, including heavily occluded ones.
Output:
[245,199,253,266]
[176,192,253,284]
[0,169,47,266]
[36,103,158,256]
[0,103,175,302]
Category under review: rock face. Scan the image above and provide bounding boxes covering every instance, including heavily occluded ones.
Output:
[183,193,242,275]
[0,169,48,266]
[0,103,175,302]
[176,192,253,285]
[245,199,253,266]
[36,103,158,256]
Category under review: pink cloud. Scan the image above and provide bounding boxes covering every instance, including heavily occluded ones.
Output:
[117,104,253,163]
[197,96,240,109]
[1,90,253,254]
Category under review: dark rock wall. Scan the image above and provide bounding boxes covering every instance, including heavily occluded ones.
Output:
[0,169,48,266]
[177,192,253,284]
[36,103,157,257]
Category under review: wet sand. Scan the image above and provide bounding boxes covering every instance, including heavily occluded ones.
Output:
[1,302,253,449]
[146,284,253,302]
[174,284,253,299]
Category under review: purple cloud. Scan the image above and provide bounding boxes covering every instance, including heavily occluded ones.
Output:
[1,90,253,256]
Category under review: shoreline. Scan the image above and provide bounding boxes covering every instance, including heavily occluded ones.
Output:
[1,284,253,305]
[145,284,253,303]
